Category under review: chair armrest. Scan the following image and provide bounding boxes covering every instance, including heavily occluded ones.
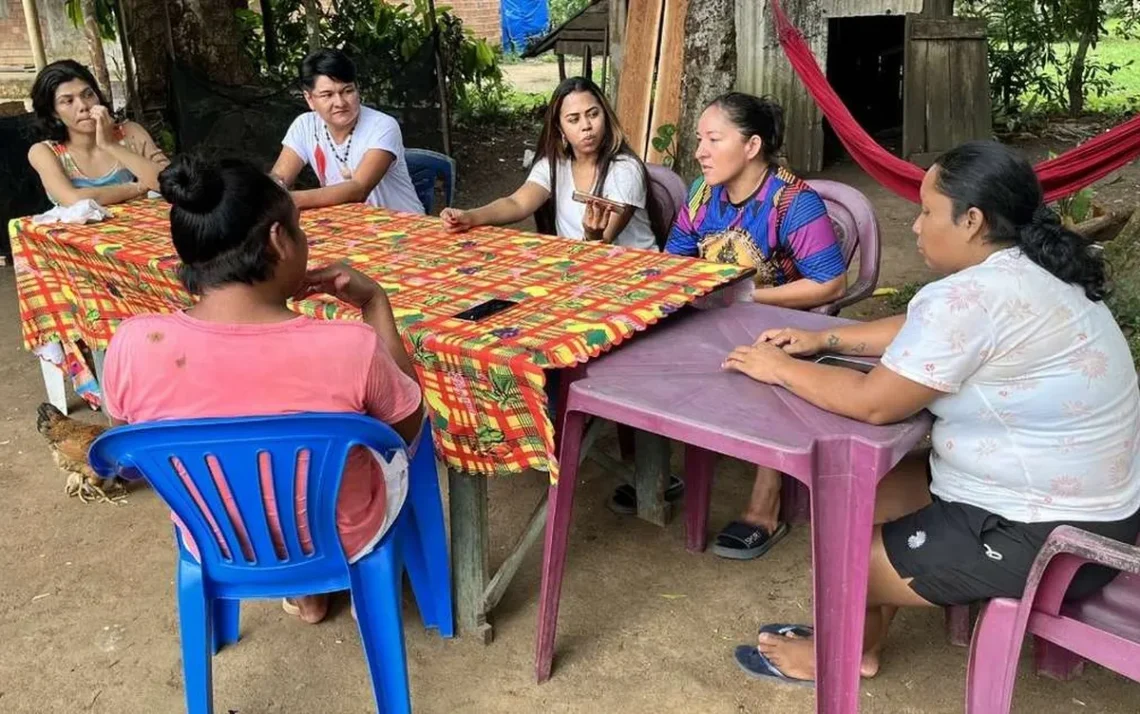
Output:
[814,275,877,315]
[1023,525,1140,617]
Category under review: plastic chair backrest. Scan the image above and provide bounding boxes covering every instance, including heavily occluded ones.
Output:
[405,148,456,214]
[646,163,687,250]
[806,179,882,313]
[88,413,413,592]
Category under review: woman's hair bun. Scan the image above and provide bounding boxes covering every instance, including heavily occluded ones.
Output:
[159,155,224,214]
[1032,204,1061,228]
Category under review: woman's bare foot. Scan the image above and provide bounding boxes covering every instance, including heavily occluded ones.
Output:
[282,595,329,624]
[756,632,882,680]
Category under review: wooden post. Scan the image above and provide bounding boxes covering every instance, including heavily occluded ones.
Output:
[303,0,321,53]
[583,45,593,80]
[557,53,567,81]
[607,0,629,103]
[633,430,672,526]
[425,0,452,156]
[259,0,279,68]
[20,0,47,70]
[114,0,140,119]
[922,0,955,16]
[448,468,493,643]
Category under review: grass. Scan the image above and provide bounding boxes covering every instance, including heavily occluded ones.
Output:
[1022,21,1140,115]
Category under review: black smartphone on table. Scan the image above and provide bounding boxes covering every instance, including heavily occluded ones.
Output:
[454,298,519,322]
[814,355,875,374]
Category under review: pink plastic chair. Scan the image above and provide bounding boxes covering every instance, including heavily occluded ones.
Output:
[646,163,687,251]
[965,525,1140,713]
[805,179,881,316]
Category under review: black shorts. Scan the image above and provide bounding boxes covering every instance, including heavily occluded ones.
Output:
[882,497,1140,606]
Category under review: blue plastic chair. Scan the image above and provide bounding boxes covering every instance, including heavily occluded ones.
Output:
[405,148,455,214]
[89,413,453,714]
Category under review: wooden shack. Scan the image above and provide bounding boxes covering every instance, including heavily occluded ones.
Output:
[521,0,610,86]
[737,0,990,172]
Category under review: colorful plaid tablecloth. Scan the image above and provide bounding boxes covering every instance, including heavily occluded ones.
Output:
[10,201,747,479]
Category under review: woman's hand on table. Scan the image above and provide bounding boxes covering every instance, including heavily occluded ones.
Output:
[295,263,384,309]
[722,341,795,385]
[440,208,474,233]
[756,327,826,357]
[582,200,618,242]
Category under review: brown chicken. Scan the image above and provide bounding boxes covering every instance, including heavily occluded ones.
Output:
[35,403,124,504]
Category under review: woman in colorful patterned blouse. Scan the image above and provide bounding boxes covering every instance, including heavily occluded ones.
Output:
[28,60,168,207]
[622,93,846,560]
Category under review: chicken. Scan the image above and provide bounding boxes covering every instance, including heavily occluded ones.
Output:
[35,403,124,504]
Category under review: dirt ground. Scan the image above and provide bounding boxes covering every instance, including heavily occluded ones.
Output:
[3,117,1140,713]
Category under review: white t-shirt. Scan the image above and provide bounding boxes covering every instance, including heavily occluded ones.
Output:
[282,105,424,214]
[881,248,1140,523]
[525,155,658,251]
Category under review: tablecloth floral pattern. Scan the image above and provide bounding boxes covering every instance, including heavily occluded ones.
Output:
[10,201,747,479]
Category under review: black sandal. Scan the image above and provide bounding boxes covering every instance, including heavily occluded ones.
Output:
[712,521,789,560]
[607,475,685,515]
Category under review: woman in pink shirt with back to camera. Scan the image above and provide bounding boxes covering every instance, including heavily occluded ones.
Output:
[102,155,425,624]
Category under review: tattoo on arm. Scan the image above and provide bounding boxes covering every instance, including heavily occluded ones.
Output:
[826,333,840,350]
[852,342,867,354]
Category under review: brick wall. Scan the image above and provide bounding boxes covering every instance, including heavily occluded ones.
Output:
[0,0,34,69]
[444,0,501,47]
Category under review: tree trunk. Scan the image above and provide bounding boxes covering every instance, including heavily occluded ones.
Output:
[303,0,321,53]
[168,0,257,84]
[674,0,735,180]
[121,0,174,112]
[80,0,114,106]
[259,0,278,68]
[1067,30,1094,116]
[921,0,954,16]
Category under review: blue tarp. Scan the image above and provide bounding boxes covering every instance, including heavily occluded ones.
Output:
[502,0,550,54]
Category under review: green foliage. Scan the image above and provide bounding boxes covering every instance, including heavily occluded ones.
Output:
[1055,186,1097,224]
[650,123,677,167]
[958,0,1139,119]
[1105,233,1140,370]
[64,0,117,41]
[883,282,925,312]
[242,0,502,111]
[454,83,546,126]
[549,0,593,28]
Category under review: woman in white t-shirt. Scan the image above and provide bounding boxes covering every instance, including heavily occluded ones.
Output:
[441,77,664,250]
[719,141,1140,686]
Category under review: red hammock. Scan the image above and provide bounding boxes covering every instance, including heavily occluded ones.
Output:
[769,0,1140,203]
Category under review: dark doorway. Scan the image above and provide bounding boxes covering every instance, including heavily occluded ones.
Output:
[823,15,905,165]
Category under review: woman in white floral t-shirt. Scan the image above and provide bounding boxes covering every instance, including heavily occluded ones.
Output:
[720,141,1140,686]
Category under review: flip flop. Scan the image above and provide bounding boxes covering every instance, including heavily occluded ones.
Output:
[712,521,789,560]
[607,475,685,515]
[282,597,328,624]
[735,622,815,685]
[734,645,816,687]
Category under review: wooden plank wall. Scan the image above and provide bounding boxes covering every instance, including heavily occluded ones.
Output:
[616,0,665,157]
[645,0,690,164]
[902,16,990,161]
[734,0,922,173]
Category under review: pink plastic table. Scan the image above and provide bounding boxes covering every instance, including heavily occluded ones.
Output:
[536,302,933,713]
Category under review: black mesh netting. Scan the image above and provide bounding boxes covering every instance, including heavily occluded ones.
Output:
[170,62,445,179]
[1,112,50,259]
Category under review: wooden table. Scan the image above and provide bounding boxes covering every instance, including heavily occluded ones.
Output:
[10,200,750,640]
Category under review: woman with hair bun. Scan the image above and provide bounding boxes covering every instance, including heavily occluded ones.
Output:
[99,155,425,624]
[724,140,1140,685]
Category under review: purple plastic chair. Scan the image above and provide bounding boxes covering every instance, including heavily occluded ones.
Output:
[646,163,687,250]
[806,179,881,316]
[966,526,1140,713]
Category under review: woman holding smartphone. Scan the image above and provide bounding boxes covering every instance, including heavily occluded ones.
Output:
[441,76,664,250]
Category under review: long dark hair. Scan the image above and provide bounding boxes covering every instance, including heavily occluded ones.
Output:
[160,156,298,295]
[30,60,108,143]
[533,76,668,243]
[706,92,785,165]
[933,141,1107,302]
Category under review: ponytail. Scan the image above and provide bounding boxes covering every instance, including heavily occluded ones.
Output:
[1018,206,1107,302]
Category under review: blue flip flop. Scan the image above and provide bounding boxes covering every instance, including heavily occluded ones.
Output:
[734,623,816,687]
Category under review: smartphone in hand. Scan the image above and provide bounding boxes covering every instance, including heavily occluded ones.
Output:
[571,190,629,212]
